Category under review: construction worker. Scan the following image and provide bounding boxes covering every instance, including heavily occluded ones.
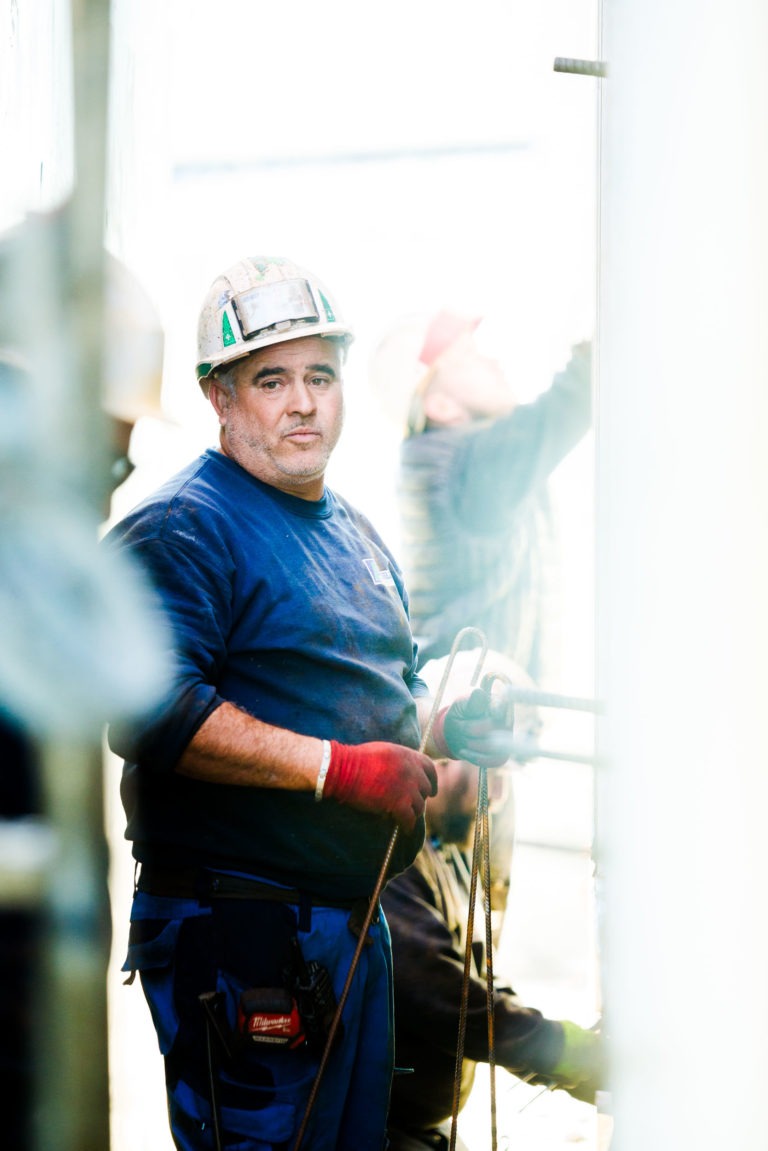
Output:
[384,653,603,1151]
[103,255,517,1151]
[370,313,592,682]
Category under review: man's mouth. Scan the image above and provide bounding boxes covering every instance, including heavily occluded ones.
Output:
[283,426,320,444]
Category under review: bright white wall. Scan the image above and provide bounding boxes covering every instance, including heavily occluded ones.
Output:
[597,1,768,1147]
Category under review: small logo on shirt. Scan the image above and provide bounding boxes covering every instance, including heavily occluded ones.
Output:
[363,557,395,587]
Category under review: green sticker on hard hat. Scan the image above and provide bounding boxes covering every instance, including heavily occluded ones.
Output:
[222,312,237,347]
[318,291,336,323]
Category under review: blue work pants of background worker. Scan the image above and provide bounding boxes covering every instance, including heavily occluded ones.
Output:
[123,878,394,1151]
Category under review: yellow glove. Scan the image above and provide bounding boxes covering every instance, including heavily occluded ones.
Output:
[549,1020,604,1104]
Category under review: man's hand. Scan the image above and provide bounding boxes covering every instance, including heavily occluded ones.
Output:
[548,1020,604,1104]
[431,682,515,768]
[324,741,438,831]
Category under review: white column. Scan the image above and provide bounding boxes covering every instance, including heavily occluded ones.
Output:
[596,1,768,1147]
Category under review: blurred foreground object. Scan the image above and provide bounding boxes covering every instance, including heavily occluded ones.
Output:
[102,249,167,489]
[0,217,172,738]
[0,210,172,1151]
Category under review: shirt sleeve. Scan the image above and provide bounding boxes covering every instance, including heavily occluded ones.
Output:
[104,528,230,771]
[455,341,593,529]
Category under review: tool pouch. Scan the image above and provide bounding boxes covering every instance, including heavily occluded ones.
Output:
[236,935,342,1057]
[285,936,343,1055]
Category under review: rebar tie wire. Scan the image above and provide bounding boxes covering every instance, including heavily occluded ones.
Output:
[449,661,505,1151]
[449,757,499,1151]
[450,676,604,1144]
[290,627,488,1151]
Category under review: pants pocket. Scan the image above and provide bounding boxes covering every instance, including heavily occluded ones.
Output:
[123,912,188,1055]
[169,1075,298,1151]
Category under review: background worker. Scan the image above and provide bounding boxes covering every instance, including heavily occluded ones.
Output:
[370,312,592,683]
[383,656,603,1151]
[103,255,515,1151]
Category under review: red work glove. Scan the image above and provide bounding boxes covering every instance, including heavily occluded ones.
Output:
[324,741,438,832]
[431,685,515,768]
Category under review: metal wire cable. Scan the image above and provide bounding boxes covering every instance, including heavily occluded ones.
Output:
[450,804,482,1151]
[449,763,498,1151]
[445,637,505,1151]
[480,766,498,1151]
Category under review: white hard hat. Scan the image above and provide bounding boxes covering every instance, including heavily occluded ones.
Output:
[195,256,354,385]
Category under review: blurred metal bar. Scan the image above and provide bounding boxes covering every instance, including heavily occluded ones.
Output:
[34,740,112,1151]
[554,56,608,78]
[66,0,112,514]
[500,684,603,714]
[173,138,532,180]
[509,737,597,766]
[28,1,114,1149]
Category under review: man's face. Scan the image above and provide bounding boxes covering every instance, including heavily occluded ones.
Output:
[428,758,480,847]
[431,334,515,420]
[209,335,344,499]
[428,756,512,847]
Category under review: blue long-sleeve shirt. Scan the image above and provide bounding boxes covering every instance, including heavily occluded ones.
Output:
[105,449,428,899]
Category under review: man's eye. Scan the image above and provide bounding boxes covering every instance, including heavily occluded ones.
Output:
[309,375,332,387]
[259,378,283,391]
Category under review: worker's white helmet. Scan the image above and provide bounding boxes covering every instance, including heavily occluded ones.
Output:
[195,256,354,385]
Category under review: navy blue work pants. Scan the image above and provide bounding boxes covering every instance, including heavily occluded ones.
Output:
[123,884,394,1150]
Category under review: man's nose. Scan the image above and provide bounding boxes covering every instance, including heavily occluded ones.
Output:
[288,381,317,414]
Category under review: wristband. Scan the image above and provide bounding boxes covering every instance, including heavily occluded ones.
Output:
[314,740,332,802]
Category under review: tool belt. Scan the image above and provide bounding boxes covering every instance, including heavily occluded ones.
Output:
[136,863,379,935]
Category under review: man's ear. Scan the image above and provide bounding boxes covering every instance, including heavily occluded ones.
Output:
[208,379,230,423]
